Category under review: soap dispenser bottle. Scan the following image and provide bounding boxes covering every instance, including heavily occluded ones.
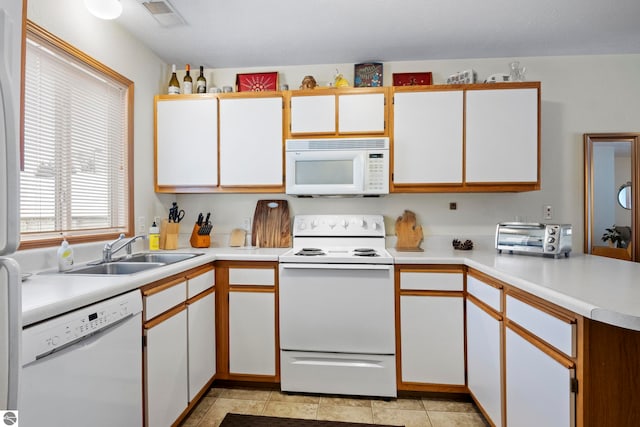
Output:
[57,235,74,272]
[149,221,160,251]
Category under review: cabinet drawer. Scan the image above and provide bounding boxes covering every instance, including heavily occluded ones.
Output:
[229,268,275,287]
[188,269,215,299]
[506,295,575,357]
[467,276,501,312]
[400,272,463,291]
[144,281,187,321]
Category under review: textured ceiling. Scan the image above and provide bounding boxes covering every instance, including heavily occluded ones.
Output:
[117,0,640,68]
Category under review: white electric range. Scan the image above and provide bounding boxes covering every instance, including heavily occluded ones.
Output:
[278,215,396,398]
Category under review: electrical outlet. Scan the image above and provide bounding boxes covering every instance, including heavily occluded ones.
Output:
[449,202,457,210]
[137,216,146,233]
[544,205,553,220]
[242,217,251,231]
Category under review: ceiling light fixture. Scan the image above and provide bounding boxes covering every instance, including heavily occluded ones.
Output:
[84,0,123,20]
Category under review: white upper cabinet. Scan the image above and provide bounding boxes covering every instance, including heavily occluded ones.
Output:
[155,96,218,191]
[219,96,283,187]
[465,87,539,183]
[338,92,386,134]
[392,90,463,184]
[289,94,335,134]
[391,82,540,192]
[288,88,387,137]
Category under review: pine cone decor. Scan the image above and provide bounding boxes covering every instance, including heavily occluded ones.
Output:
[452,239,474,250]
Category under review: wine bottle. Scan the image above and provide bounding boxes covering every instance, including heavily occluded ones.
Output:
[168,64,180,94]
[196,66,207,93]
[183,64,193,94]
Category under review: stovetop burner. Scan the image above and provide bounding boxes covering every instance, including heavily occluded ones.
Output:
[295,248,326,256]
[352,248,379,257]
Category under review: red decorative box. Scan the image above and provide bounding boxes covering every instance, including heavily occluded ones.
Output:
[236,72,279,92]
[392,72,433,86]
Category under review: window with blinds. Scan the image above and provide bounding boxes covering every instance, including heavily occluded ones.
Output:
[20,21,134,247]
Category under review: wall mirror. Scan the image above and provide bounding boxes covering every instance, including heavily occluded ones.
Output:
[618,182,632,210]
[584,133,639,262]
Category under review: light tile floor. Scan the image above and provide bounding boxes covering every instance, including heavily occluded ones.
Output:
[181,386,490,427]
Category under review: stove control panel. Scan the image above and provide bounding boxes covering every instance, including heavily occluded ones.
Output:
[293,215,386,237]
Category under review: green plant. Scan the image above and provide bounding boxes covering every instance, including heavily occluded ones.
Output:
[601,225,622,246]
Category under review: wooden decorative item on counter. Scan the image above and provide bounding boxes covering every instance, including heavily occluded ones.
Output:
[251,200,291,248]
[160,219,180,250]
[395,210,424,252]
[229,228,246,247]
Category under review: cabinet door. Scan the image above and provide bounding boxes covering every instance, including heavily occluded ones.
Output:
[505,328,574,427]
[400,295,464,385]
[338,92,386,134]
[229,291,276,375]
[465,88,538,183]
[155,97,218,188]
[145,308,188,427]
[219,97,283,186]
[187,291,216,401]
[467,299,503,427]
[290,94,335,134]
[393,90,463,184]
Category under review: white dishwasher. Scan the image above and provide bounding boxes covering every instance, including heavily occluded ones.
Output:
[19,289,143,427]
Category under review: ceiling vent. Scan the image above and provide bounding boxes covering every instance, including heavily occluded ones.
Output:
[141,0,186,27]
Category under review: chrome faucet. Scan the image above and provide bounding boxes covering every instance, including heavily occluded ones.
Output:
[102,234,146,263]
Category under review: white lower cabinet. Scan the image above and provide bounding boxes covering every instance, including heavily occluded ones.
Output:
[467,298,503,427]
[505,327,575,427]
[143,266,216,427]
[229,291,276,375]
[187,290,216,401]
[400,295,465,385]
[145,308,188,427]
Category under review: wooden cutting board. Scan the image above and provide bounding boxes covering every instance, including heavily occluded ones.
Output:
[395,210,424,252]
[251,200,291,248]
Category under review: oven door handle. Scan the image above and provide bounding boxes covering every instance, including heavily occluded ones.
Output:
[280,263,392,271]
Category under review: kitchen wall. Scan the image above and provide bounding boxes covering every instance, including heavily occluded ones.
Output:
[28,0,640,252]
[27,0,174,238]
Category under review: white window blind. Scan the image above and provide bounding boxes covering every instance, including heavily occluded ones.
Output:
[20,24,132,244]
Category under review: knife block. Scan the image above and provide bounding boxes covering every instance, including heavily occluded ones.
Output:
[190,224,211,248]
[160,219,180,250]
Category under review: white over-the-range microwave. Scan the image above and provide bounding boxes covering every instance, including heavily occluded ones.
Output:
[285,137,390,196]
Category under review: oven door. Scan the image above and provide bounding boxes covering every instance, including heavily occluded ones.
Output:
[279,263,395,354]
[285,150,365,195]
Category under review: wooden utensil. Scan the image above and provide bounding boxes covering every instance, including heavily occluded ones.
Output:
[251,200,291,248]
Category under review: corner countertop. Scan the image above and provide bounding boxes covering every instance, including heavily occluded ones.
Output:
[390,247,640,331]
[20,243,640,332]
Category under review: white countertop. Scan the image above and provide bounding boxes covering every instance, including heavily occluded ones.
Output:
[20,243,640,331]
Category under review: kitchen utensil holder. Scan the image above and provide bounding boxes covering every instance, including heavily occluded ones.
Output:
[160,219,180,250]
[190,224,211,248]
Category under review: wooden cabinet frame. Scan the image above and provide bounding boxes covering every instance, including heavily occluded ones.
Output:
[215,260,280,383]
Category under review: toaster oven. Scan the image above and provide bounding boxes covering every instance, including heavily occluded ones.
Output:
[495,223,572,258]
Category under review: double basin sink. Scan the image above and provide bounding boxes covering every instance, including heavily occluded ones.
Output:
[63,252,202,275]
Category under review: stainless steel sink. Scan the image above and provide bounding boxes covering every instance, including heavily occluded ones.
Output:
[117,252,202,264]
[64,262,164,275]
